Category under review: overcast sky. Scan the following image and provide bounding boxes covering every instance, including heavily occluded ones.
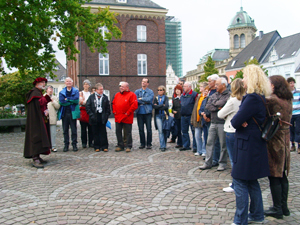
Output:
[4,0,300,75]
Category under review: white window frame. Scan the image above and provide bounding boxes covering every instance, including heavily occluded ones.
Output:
[99,26,109,40]
[137,54,147,75]
[117,0,127,3]
[104,90,110,99]
[99,53,109,75]
[137,25,147,42]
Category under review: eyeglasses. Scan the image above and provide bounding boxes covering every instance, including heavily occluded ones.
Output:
[157,89,164,91]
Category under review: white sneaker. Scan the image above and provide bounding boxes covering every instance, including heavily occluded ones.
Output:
[52,148,57,152]
[202,153,206,157]
[223,186,234,192]
[229,183,232,186]
[194,152,200,156]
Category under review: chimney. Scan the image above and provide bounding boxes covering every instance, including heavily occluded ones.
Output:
[259,31,264,40]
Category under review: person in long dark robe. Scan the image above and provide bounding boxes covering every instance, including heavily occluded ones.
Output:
[24,77,52,168]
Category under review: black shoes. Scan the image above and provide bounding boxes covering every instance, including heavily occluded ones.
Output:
[63,146,69,152]
[179,147,191,151]
[82,144,87,148]
[139,146,145,149]
[175,145,183,148]
[264,207,283,219]
[146,146,152,149]
[73,145,78,152]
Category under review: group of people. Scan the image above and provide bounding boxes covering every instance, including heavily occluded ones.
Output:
[24,64,298,224]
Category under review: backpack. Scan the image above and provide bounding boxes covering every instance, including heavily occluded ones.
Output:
[252,95,291,141]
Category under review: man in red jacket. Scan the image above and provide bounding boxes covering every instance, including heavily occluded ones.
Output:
[112,82,138,152]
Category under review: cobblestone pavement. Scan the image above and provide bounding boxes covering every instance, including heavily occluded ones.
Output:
[1,118,300,225]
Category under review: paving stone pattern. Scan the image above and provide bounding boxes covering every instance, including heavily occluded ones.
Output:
[0,119,300,224]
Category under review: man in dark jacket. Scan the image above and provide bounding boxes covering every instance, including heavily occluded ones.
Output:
[180,82,198,151]
[86,83,111,152]
[199,78,230,171]
[24,77,51,168]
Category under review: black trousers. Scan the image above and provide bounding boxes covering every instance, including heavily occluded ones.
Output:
[92,113,108,150]
[116,122,132,149]
[62,111,77,146]
[80,121,93,146]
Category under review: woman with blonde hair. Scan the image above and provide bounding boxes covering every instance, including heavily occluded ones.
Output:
[153,85,169,151]
[218,78,245,192]
[230,64,272,224]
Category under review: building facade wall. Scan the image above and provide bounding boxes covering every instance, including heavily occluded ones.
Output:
[68,13,167,100]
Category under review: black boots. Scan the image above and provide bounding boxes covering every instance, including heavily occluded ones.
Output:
[281,178,290,216]
[264,184,283,219]
[63,145,69,152]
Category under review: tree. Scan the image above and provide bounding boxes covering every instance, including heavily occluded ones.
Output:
[233,58,268,80]
[0,0,122,77]
[0,71,41,107]
[200,56,219,82]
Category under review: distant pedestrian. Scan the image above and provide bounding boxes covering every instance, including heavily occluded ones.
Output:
[191,82,208,156]
[135,78,154,149]
[86,83,111,152]
[153,85,169,151]
[46,85,60,152]
[199,78,230,171]
[58,77,80,152]
[24,77,51,168]
[112,82,138,152]
[171,84,183,148]
[79,79,94,148]
[180,82,198,151]
[287,77,300,153]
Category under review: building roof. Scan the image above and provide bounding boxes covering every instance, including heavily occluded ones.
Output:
[228,7,256,30]
[46,59,66,82]
[89,0,166,9]
[262,32,300,63]
[199,49,229,64]
[226,31,281,70]
[295,64,300,73]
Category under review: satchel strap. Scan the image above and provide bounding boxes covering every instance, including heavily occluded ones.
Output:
[252,117,262,132]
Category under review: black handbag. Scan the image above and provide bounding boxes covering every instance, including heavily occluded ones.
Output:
[253,95,291,141]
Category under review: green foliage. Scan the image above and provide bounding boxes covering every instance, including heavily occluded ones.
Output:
[0,109,24,119]
[0,0,122,77]
[200,56,219,82]
[232,58,268,80]
[0,71,41,107]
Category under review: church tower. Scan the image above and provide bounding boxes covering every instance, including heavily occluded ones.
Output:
[228,7,257,58]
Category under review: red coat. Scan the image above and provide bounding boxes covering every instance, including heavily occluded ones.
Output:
[112,90,138,124]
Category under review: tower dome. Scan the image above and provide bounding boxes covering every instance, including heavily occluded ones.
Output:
[228,7,256,30]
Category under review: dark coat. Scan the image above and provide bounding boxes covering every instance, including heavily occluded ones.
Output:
[172,95,181,119]
[24,87,51,158]
[153,95,169,130]
[266,94,292,177]
[231,93,270,180]
[86,93,111,125]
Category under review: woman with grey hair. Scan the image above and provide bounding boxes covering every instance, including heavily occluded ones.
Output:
[79,79,94,148]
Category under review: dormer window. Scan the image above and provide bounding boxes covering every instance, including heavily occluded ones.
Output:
[280,54,285,59]
[117,0,127,3]
[231,60,236,67]
[292,51,296,56]
[236,18,241,23]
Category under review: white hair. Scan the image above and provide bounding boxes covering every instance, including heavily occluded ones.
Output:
[184,82,192,88]
[219,77,228,87]
[207,74,219,81]
[65,77,73,82]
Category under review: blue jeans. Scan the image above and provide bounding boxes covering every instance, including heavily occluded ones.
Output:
[226,132,235,167]
[137,113,152,147]
[195,126,208,154]
[233,178,264,225]
[181,116,196,149]
[290,114,300,143]
[156,115,167,148]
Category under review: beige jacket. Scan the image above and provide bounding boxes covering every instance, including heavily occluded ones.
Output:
[47,95,60,125]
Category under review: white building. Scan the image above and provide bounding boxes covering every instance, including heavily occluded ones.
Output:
[166,64,179,97]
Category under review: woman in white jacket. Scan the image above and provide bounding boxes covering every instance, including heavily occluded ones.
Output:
[46,86,60,152]
[217,78,245,192]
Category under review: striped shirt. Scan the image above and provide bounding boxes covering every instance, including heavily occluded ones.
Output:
[292,89,300,115]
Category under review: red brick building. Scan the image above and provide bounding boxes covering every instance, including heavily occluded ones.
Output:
[67,0,168,100]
